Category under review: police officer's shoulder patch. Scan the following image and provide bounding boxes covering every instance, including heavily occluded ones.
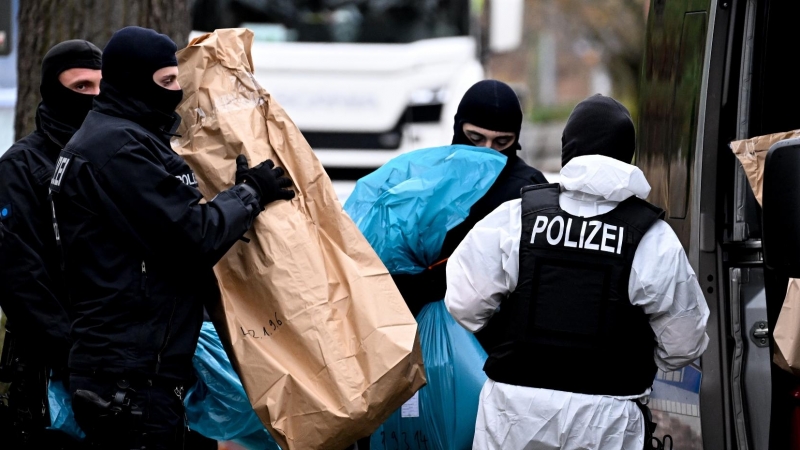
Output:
[0,203,10,222]
[50,154,73,193]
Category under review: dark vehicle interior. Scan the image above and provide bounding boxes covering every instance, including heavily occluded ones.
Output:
[722,2,800,447]
[639,0,800,448]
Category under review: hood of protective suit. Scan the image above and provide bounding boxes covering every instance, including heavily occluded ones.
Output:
[561,94,635,167]
[560,154,651,202]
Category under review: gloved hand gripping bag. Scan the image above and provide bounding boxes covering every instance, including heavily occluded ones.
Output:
[344,145,504,450]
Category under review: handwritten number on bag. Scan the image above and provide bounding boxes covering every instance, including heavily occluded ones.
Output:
[377,429,428,449]
[240,327,258,338]
[414,431,429,450]
[240,313,285,339]
[401,431,410,450]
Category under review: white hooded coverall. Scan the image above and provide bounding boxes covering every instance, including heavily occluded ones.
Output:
[444,155,710,450]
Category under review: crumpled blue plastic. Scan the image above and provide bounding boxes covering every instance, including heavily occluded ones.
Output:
[343,145,502,450]
[48,377,86,441]
[184,322,281,450]
[371,301,489,450]
[343,145,507,274]
[48,322,280,449]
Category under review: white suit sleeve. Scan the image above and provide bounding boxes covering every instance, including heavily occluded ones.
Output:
[445,199,521,333]
[628,220,710,372]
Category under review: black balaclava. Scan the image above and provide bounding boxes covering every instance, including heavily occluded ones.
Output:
[38,40,102,130]
[101,26,182,115]
[561,94,635,167]
[451,80,523,159]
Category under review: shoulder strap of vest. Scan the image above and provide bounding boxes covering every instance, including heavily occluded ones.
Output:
[607,197,665,236]
[520,183,560,216]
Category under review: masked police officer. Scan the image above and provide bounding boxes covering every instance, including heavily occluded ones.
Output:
[0,39,102,449]
[49,27,294,449]
[445,94,710,449]
[391,80,548,321]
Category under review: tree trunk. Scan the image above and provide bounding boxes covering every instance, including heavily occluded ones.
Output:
[14,0,191,140]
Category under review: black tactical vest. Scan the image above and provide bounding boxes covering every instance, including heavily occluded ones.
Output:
[483,184,665,396]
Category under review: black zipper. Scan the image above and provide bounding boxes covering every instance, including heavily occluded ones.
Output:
[141,261,149,297]
[155,299,178,374]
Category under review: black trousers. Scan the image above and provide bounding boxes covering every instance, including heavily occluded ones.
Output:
[69,374,187,450]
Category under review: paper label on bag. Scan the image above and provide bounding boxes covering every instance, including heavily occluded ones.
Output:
[401,392,420,418]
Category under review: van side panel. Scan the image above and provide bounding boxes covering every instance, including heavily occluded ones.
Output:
[638,1,709,250]
[638,1,735,449]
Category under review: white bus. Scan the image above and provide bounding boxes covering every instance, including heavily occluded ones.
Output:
[191,0,524,200]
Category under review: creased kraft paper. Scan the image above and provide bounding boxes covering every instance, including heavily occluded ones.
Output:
[773,279,800,377]
[172,28,426,450]
[730,129,800,206]
[730,130,800,377]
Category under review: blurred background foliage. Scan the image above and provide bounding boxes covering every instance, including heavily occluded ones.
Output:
[487,0,648,125]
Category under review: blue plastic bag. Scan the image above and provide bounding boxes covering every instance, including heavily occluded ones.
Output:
[344,145,502,450]
[371,301,488,450]
[343,145,507,274]
[185,322,281,450]
[48,377,86,441]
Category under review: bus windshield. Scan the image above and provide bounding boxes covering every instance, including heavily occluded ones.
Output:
[192,0,471,44]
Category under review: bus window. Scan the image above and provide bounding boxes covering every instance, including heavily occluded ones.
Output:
[191,0,470,44]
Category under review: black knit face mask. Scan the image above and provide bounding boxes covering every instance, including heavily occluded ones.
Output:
[101,26,181,115]
[41,81,97,128]
[142,76,184,115]
[156,86,184,115]
[452,80,523,158]
[39,40,102,129]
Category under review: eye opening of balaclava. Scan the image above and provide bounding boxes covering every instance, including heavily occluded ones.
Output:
[561,94,635,167]
[451,80,523,159]
[39,40,102,129]
[101,26,182,115]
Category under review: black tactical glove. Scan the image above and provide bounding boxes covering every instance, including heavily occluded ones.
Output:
[235,154,250,185]
[235,155,295,206]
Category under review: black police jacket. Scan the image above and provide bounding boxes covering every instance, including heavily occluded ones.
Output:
[392,154,548,317]
[50,84,261,381]
[0,105,76,369]
[0,222,72,370]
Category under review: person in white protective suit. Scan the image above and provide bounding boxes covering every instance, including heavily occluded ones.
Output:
[444,94,710,450]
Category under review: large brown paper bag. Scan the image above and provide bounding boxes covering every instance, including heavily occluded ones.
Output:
[773,280,800,376]
[172,29,426,449]
[730,129,800,205]
[731,131,800,376]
